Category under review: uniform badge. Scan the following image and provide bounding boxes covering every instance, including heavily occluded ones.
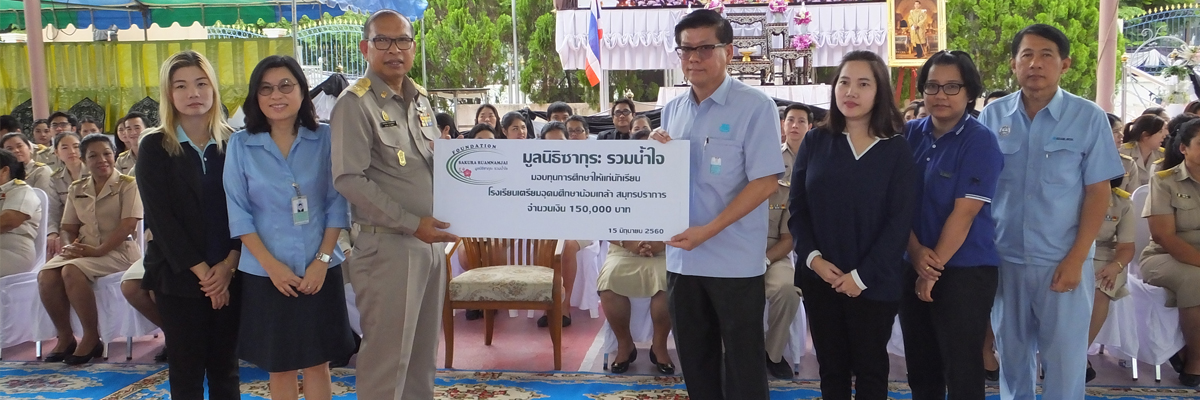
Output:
[380,110,398,128]
[397,149,407,167]
[998,125,1011,137]
[1105,215,1119,222]
[419,111,434,128]
[1178,193,1191,199]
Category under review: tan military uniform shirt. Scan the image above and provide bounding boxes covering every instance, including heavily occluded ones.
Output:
[1,179,42,276]
[1141,164,1200,258]
[1119,142,1165,190]
[1118,154,1140,194]
[34,144,61,172]
[330,71,441,233]
[1095,188,1135,263]
[48,167,88,234]
[40,172,142,280]
[23,159,53,201]
[116,150,136,175]
[767,179,791,250]
[782,142,798,181]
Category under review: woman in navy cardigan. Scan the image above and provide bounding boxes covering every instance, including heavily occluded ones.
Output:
[788,50,917,400]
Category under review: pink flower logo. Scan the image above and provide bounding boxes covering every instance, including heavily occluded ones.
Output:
[464,169,473,177]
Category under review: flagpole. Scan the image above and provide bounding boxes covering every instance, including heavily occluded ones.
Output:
[600,71,610,114]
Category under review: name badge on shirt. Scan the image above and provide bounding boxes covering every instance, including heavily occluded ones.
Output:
[710,157,722,175]
[292,196,310,225]
[380,110,398,128]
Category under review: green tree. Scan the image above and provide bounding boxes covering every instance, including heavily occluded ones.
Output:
[412,0,512,91]
[946,0,1101,99]
[1119,0,1193,9]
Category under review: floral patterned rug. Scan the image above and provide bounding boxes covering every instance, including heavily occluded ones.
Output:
[2,362,1196,400]
[0,361,164,400]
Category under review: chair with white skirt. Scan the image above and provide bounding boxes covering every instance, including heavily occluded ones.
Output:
[0,188,49,359]
[1126,184,1186,381]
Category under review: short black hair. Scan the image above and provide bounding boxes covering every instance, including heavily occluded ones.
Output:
[1107,113,1122,128]
[540,121,568,139]
[631,115,652,128]
[48,111,78,128]
[985,90,1010,100]
[674,9,734,46]
[565,115,589,134]
[0,132,32,149]
[436,112,459,138]
[363,9,414,39]
[1011,24,1070,59]
[52,131,81,149]
[917,50,984,111]
[32,119,49,130]
[243,55,320,135]
[499,111,529,138]
[0,149,26,181]
[611,98,636,114]
[79,117,101,129]
[79,133,115,159]
[782,103,814,122]
[0,115,17,132]
[124,112,147,125]
[547,102,573,117]
[466,123,497,138]
[475,104,500,125]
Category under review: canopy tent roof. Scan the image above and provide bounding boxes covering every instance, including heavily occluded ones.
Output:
[0,0,354,30]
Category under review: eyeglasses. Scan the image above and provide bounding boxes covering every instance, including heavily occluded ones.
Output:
[613,110,633,117]
[370,36,415,51]
[675,43,726,60]
[50,122,72,128]
[568,128,588,135]
[923,82,964,96]
[258,79,297,96]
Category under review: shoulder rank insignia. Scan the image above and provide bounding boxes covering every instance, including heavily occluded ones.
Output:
[1153,158,1164,164]
[1113,188,1131,199]
[119,150,130,157]
[12,179,25,186]
[349,77,371,97]
[71,177,88,186]
[1119,153,1133,161]
[413,81,429,98]
[1159,147,1166,153]
[1157,169,1174,179]
[120,175,135,183]
[1121,142,1136,149]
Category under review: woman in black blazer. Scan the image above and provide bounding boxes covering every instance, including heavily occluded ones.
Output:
[136,50,241,400]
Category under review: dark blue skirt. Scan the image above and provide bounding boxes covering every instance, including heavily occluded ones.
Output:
[237,265,355,372]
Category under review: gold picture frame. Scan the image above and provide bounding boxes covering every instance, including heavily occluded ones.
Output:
[888,0,947,67]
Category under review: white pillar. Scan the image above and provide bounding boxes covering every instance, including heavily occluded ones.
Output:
[24,0,49,119]
[1097,0,1118,112]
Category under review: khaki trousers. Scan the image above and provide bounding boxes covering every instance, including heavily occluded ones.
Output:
[765,259,800,363]
[347,231,446,400]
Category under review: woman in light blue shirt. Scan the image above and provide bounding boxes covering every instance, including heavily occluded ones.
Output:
[224,55,354,400]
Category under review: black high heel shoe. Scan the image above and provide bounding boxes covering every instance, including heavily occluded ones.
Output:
[610,349,637,374]
[649,347,675,375]
[43,341,77,363]
[63,343,103,366]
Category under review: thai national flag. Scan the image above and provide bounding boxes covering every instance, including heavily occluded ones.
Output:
[585,0,603,86]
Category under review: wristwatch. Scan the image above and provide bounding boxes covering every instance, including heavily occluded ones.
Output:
[315,252,333,263]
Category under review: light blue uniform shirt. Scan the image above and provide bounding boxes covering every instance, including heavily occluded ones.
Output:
[223,123,350,277]
[176,126,218,173]
[661,76,785,278]
[978,89,1124,268]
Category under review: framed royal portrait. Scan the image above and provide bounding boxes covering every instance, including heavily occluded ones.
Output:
[888,0,947,67]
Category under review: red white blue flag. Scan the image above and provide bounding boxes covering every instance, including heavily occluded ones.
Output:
[585,0,603,86]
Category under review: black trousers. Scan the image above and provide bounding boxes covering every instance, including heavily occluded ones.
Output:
[898,265,998,400]
[667,272,768,400]
[798,271,898,400]
[157,291,241,400]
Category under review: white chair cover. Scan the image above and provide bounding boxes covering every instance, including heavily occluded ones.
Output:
[1124,184,1185,366]
[0,189,51,354]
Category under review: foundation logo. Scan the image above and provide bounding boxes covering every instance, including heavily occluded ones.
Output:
[447,143,509,185]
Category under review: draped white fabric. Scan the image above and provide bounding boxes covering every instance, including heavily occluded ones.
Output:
[656,84,832,107]
[556,3,888,71]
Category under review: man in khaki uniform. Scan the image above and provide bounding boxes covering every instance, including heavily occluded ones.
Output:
[330,10,457,400]
[764,174,800,379]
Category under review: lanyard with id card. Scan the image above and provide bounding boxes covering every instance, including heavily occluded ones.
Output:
[291,183,310,226]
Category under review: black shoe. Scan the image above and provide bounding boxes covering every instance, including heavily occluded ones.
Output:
[1170,351,1186,374]
[43,341,77,363]
[1181,372,1200,387]
[63,343,103,366]
[537,315,572,328]
[766,354,793,379]
[649,347,676,375]
[610,349,637,374]
[1086,361,1096,383]
[465,309,483,320]
[153,346,168,363]
[985,368,1000,382]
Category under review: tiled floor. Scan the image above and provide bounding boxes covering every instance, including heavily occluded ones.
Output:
[2,307,1193,390]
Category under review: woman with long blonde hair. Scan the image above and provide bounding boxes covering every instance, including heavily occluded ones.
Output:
[136,50,243,400]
